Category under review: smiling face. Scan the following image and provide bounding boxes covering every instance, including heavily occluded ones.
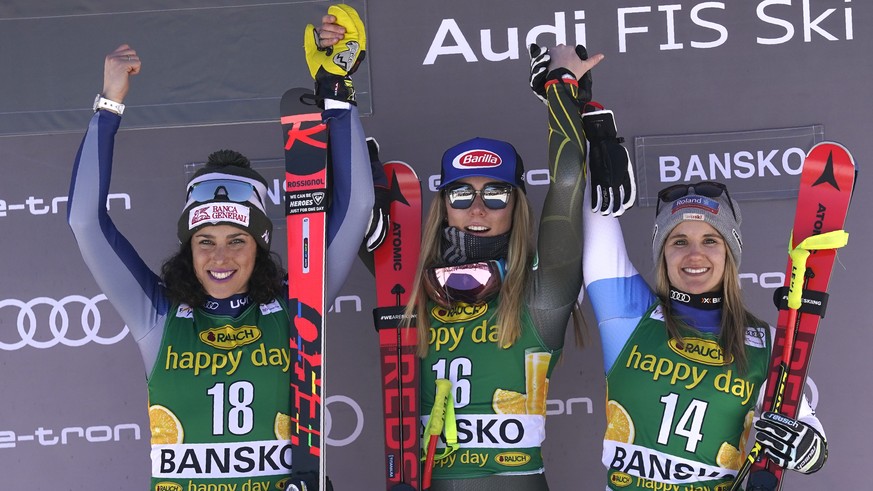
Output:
[444,176,515,237]
[191,224,257,299]
[663,220,727,294]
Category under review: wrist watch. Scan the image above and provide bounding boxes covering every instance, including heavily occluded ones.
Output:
[93,94,125,115]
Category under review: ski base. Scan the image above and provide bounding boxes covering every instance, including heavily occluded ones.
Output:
[744,141,855,491]
[281,87,329,490]
[374,161,423,491]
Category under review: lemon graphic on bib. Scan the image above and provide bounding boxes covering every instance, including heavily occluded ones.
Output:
[605,400,635,444]
[274,412,292,440]
[149,404,184,445]
[492,389,527,414]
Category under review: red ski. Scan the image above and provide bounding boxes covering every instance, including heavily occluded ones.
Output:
[281,87,328,490]
[373,161,422,491]
[732,142,855,491]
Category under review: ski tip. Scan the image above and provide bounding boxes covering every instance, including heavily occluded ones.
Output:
[280,87,317,116]
[383,161,420,178]
[805,140,857,198]
[810,141,856,168]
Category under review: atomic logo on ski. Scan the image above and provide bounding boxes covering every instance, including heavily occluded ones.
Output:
[388,171,411,208]
[811,151,840,190]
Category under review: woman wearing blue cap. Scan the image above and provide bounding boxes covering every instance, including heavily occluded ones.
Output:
[402,45,603,491]
[67,11,377,488]
[582,181,828,490]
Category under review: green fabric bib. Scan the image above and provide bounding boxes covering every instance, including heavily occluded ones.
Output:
[604,303,770,490]
[421,299,560,479]
[148,300,293,491]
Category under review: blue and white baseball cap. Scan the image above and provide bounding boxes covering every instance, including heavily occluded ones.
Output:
[439,137,526,192]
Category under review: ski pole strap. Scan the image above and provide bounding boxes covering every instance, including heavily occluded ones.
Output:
[787,229,848,310]
[422,379,459,462]
[772,287,829,317]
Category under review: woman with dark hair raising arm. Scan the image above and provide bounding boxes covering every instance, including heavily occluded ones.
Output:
[67,22,375,489]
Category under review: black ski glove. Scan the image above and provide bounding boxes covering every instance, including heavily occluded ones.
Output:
[528,43,551,105]
[528,44,592,106]
[574,44,593,105]
[367,186,390,252]
[364,137,390,252]
[583,107,636,217]
[754,411,828,474]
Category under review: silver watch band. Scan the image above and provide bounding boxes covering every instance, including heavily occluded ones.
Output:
[93,94,125,115]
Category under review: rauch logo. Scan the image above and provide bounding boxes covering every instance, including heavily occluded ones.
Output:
[495,451,531,467]
[668,337,732,366]
[431,303,488,323]
[199,325,262,350]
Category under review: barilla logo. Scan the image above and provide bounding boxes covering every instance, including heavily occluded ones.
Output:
[188,202,250,229]
[154,482,183,491]
[453,149,502,169]
[609,471,633,487]
[668,337,732,366]
[671,196,719,215]
[494,451,531,467]
[431,302,488,323]
[199,325,262,350]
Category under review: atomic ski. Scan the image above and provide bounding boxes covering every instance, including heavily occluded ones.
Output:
[373,161,423,491]
[733,142,855,491]
[281,87,329,490]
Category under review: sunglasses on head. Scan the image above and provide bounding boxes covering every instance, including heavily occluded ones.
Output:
[444,183,513,210]
[655,181,737,219]
[188,179,261,204]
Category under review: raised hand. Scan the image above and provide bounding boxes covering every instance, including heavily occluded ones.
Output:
[102,44,141,103]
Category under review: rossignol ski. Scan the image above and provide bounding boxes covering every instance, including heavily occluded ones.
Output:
[731,141,855,491]
[373,161,422,491]
[281,87,329,491]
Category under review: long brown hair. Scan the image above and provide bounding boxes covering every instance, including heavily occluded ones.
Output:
[655,246,765,372]
[404,190,535,357]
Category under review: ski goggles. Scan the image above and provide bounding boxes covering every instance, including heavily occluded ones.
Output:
[444,183,514,210]
[424,260,505,308]
[187,179,263,205]
[655,181,737,219]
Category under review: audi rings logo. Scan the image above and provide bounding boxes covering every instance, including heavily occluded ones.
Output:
[670,290,691,303]
[324,395,364,447]
[0,294,129,350]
